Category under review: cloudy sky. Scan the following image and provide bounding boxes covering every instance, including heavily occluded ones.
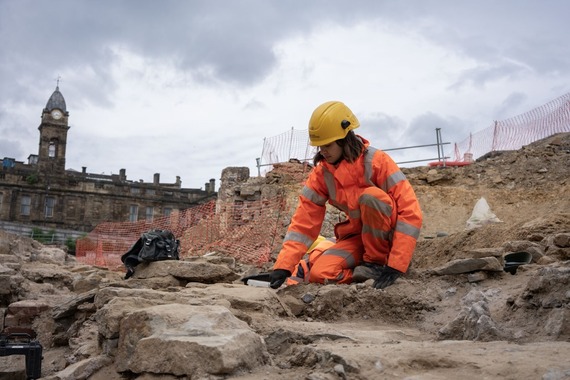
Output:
[1,0,569,190]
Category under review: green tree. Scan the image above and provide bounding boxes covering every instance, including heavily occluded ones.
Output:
[26,173,39,185]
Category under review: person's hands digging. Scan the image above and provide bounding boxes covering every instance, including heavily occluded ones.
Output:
[372,266,402,289]
[269,269,291,289]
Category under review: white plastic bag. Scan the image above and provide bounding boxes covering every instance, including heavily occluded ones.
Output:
[466,197,502,230]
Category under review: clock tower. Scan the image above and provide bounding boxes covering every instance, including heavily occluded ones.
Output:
[38,85,70,174]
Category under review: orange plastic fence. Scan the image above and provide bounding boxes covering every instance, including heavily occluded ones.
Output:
[454,93,570,161]
[75,196,287,271]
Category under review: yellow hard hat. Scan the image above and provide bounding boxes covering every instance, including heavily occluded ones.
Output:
[308,101,360,146]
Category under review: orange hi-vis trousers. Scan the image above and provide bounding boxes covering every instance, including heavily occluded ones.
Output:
[287,186,397,285]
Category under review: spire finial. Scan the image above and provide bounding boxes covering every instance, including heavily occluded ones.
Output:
[55,75,62,89]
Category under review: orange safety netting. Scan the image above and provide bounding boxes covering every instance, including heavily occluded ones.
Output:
[75,196,287,271]
[454,93,570,161]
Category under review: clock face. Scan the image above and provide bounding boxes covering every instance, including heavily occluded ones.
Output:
[51,110,63,120]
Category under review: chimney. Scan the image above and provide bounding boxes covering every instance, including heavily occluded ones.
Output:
[154,173,160,185]
[209,178,216,193]
[119,168,126,181]
[82,166,87,174]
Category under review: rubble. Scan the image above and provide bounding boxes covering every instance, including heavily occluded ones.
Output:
[0,133,568,379]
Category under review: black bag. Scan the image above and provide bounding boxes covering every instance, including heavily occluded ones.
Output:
[121,229,180,279]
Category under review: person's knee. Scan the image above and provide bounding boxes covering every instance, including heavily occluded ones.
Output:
[359,187,394,208]
[309,260,347,284]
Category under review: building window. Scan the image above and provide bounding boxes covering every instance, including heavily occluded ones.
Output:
[131,187,141,194]
[48,141,56,158]
[21,196,31,216]
[45,197,55,218]
[66,198,77,219]
[146,206,154,222]
[2,158,15,169]
[129,205,138,222]
[163,207,172,217]
[28,155,38,165]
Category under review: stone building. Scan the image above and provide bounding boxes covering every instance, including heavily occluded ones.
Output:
[0,86,216,238]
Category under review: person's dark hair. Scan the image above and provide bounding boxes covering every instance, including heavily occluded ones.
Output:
[313,131,365,165]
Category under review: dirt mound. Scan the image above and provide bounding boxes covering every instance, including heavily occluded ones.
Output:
[407,132,570,238]
[263,132,570,345]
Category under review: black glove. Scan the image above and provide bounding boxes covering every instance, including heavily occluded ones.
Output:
[124,266,135,280]
[269,269,291,289]
[372,266,402,289]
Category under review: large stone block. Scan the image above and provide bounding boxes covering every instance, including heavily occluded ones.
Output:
[115,304,269,377]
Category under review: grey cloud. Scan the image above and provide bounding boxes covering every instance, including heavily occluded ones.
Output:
[397,113,472,163]
[359,112,457,166]
[374,113,467,166]
[65,127,259,187]
[0,139,24,161]
[0,0,405,97]
[0,111,37,161]
[406,113,470,145]
[406,114,446,145]
[449,61,530,90]
[413,1,570,79]
[0,1,295,87]
[3,0,567,103]
[243,99,266,111]
[493,92,528,120]
[359,112,407,149]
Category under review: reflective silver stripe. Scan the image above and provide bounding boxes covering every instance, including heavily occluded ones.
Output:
[322,248,357,268]
[284,231,314,248]
[330,200,349,214]
[301,186,327,206]
[359,193,392,217]
[362,224,393,241]
[329,201,359,219]
[320,169,355,216]
[379,171,407,192]
[363,147,377,187]
[348,209,361,219]
[363,147,407,191]
[395,220,421,240]
[323,168,336,201]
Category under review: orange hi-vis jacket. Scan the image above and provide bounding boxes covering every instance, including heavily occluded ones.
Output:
[274,137,423,277]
